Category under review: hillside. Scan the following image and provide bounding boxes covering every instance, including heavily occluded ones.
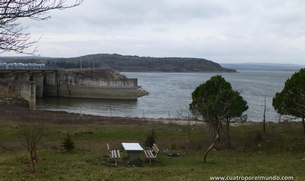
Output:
[0,54,236,72]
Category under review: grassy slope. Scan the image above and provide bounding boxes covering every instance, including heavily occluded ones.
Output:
[0,121,304,180]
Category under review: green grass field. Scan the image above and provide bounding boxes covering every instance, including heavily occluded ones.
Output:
[0,121,304,180]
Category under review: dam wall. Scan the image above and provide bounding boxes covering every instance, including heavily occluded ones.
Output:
[0,69,138,110]
[45,71,138,100]
[6,81,36,110]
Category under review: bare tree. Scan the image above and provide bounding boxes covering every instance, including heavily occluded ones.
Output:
[0,0,83,54]
[19,121,48,172]
[176,108,192,142]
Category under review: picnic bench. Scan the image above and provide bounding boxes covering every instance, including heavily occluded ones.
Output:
[107,143,121,166]
[144,143,159,165]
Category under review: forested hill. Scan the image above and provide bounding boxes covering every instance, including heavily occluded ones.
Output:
[0,54,236,72]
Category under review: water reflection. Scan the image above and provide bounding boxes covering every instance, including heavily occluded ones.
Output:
[36,97,138,117]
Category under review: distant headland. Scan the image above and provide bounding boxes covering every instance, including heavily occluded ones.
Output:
[0,54,236,73]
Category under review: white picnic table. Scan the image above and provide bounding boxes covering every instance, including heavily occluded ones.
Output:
[122,143,143,166]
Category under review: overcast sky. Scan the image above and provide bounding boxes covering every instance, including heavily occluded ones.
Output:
[2,0,305,65]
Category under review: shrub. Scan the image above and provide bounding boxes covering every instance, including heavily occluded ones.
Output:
[144,129,157,147]
[62,133,75,152]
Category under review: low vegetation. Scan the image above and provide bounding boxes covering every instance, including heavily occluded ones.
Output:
[61,133,75,152]
[63,68,127,79]
[0,119,304,180]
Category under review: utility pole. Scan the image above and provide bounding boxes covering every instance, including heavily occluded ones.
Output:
[80,57,82,69]
[263,98,266,133]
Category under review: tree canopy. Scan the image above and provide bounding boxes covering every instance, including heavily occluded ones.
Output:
[0,0,82,54]
[272,68,305,133]
[189,75,248,126]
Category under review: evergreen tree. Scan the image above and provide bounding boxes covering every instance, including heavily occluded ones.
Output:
[273,68,305,134]
[189,75,248,163]
[145,129,157,147]
[62,133,75,152]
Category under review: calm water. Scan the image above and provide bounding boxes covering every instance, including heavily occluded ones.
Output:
[36,70,296,122]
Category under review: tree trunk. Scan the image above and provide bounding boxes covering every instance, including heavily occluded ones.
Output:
[225,118,233,149]
[33,148,38,161]
[203,132,219,164]
[303,116,305,134]
[221,118,233,149]
[30,151,36,172]
[217,126,220,143]
[203,122,220,164]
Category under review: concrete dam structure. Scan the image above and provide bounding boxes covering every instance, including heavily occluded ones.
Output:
[0,69,138,110]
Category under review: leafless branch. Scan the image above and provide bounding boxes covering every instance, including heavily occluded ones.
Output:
[0,0,83,54]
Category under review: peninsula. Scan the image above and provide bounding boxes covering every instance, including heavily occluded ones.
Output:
[0,54,236,72]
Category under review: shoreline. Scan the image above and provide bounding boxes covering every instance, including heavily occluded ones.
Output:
[0,101,201,126]
[1,96,293,126]
[0,101,279,127]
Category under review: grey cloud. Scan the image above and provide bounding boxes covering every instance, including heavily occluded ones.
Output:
[2,0,305,65]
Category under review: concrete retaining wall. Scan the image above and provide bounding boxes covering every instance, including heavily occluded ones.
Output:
[57,86,137,100]
[7,81,36,110]
[0,69,138,110]
[52,72,138,100]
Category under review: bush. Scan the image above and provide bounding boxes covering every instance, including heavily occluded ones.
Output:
[62,133,75,152]
[144,129,157,147]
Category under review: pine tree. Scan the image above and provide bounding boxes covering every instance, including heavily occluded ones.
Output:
[145,129,157,147]
[189,75,248,164]
[62,133,75,152]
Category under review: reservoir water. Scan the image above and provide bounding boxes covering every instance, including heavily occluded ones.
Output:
[36,70,296,122]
